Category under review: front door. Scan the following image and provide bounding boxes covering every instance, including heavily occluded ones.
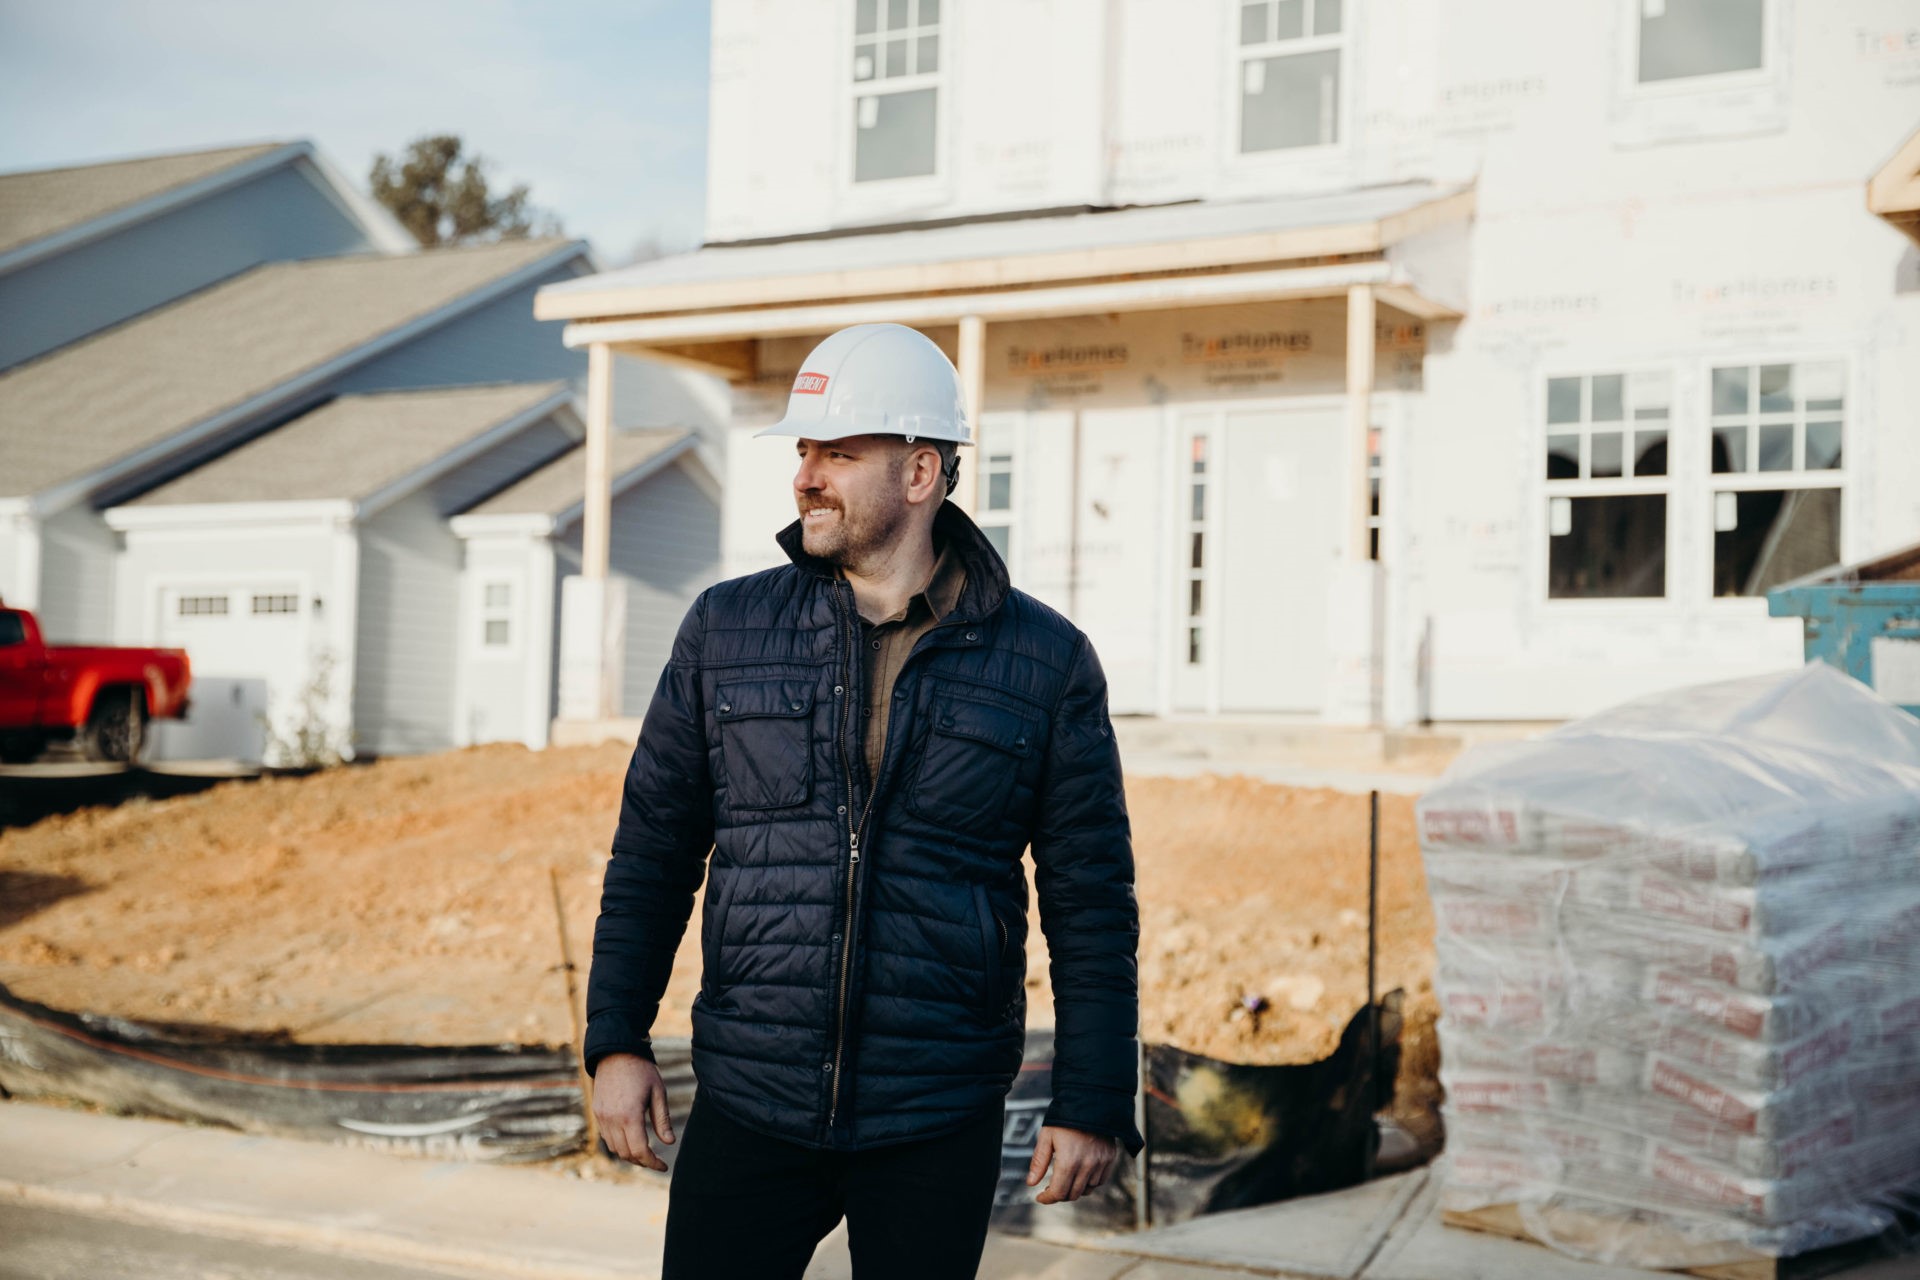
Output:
[1173,405,1345,714]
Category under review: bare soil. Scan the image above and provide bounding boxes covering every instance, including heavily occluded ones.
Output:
[0,744,1438,1147]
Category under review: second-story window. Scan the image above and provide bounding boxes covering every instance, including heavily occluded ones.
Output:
[1237,0,1343,154]
[1636,0,1764,84]
[853,0,940,182]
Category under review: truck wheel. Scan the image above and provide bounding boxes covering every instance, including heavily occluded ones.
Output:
[82,689,148,764]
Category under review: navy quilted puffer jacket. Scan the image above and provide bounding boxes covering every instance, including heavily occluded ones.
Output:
[584,502,1143,1156]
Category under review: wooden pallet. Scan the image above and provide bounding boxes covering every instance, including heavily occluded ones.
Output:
[1442,1203,1907,1280]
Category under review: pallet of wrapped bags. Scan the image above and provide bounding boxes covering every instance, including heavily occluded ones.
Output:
[1418,664,1920,1275]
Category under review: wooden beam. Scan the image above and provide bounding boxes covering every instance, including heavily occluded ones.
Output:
[1868,126,1920,246]
[563,260,1394,348]
[614,339,758,381]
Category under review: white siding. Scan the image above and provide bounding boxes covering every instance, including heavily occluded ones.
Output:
[35,504,117,644]
[0,516,28,610]
[555,459,722,718]
[354,491,462,755]
[111,516,341,764]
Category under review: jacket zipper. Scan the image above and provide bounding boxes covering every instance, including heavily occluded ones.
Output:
[824,583,974,1131]
[828,581,861,1128]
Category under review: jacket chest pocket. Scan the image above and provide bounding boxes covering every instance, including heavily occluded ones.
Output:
[906,694,1034,832]
[716,679,815,810]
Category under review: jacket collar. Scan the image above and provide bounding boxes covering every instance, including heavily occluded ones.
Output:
[775,500,1011,621]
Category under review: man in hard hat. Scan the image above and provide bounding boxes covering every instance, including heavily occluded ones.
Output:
[584,323,1142,1279]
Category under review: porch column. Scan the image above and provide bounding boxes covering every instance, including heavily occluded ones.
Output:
[1345,284,1375,562]
[583,342,613,581]
[558,340,620,724]
[955,314,986,512]
[1322,282,1382,726]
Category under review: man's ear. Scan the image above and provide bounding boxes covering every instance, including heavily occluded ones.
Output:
[904,443,943,505]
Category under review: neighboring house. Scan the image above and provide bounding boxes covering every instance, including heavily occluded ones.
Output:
[0,142,728,763]
[450,428,720,748]
[0,140,412,371]
[0,234,593,647]
[105,383,586,763]
[538,0,1920,726]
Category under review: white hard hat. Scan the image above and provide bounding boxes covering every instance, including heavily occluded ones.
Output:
[755,323,972,446]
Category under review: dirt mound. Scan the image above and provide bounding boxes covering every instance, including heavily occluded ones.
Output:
[0,743,1437,1146]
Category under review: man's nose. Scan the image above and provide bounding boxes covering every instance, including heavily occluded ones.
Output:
[794,453,824,493]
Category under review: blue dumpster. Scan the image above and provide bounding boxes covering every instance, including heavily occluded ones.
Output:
[1768,540,1920,717]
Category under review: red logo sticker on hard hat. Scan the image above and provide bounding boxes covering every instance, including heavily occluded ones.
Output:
[793,372,829,395]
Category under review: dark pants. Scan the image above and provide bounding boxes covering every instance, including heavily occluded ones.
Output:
[661,1095,1006,1280]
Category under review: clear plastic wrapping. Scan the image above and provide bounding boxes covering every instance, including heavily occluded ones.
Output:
[1419,664,1920,1268]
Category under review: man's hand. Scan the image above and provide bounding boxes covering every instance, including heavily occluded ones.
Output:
[591,1053,676,1171]
[1027,1125,1122,1204]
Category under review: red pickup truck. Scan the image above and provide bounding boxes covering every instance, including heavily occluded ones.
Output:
[0,603,192,764]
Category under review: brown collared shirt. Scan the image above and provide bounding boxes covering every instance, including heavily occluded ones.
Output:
[855,538,966,786]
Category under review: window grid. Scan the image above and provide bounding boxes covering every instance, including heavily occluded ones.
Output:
[1706,359,1845,600]
[1708,361,1844,480]
[851,0,941,184]
[976,423,1015,567]
[480,580,514,649]
[1545,371,1672,601]
[251,593,299,615]
[1367,425,1382,563]
[853,0,939,83]
[177,594,229,617]
[1236,0,1344,155]
[1545,371,1672,483]
[1185,434,1209,664]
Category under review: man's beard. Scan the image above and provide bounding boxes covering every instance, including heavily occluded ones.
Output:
[799,490,911,573]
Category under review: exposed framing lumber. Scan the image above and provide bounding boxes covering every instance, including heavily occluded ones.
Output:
[563,260,1404,351]
[1867,126,1920,246]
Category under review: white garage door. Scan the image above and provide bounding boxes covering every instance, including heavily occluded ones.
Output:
[153,583,310,764]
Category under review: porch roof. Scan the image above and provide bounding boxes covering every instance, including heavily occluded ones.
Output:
[534,183,1473,367]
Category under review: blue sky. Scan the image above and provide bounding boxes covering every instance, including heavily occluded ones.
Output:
[0,0,711,262]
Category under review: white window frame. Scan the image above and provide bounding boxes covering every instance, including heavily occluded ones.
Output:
[1701,353,1850,606]
[473,573,524,658]
[839,0,949,201]
[975,417,1016,571]
[1539,366,1678,609]
[1624,0,1774,97]
[1225,0,1353,170]
[1181,428,1214,668]
[176,593,232,617]
[1610,0,1790,148]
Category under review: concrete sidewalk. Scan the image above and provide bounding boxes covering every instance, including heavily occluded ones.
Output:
[0,1100,1896,1280]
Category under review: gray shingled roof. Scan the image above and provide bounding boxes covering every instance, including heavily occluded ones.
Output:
[0,142,287,258]
[461,428,689,519]
[0,236,581,501]
[125,383,572,507]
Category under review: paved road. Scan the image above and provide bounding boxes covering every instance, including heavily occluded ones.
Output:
[0,1201,492,1280]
